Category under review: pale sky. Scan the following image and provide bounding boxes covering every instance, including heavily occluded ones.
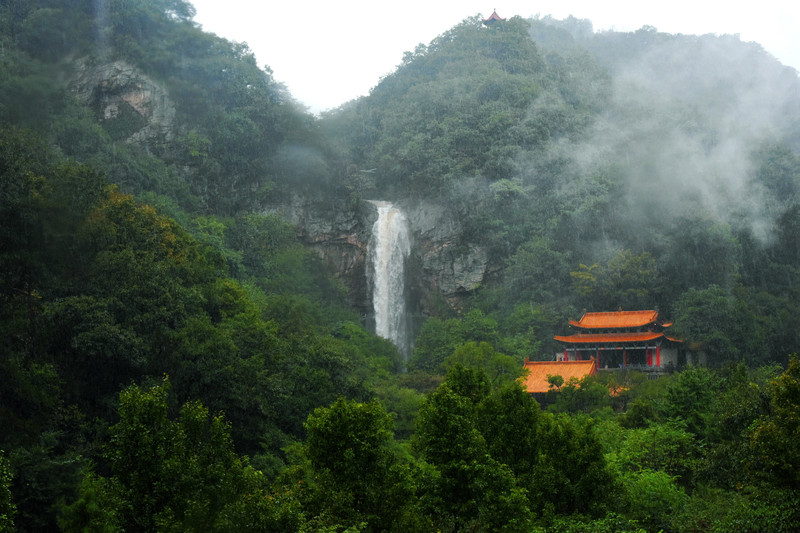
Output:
[189,1,800,114]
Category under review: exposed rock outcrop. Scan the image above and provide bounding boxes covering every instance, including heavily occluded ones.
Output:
[69,59,175,145]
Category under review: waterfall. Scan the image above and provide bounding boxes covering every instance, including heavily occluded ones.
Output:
[368,201,411,359]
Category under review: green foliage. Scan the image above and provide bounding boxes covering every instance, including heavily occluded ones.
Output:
[546,374,613,414]
[533,513,644,533]
[532,413,618,517]
[620,470,687,532]
[661,365,718,438]
[505,237,572,304]
[607,421,698,486]
[0,453,16,533]
[413,368,616,527]
[570,250,660,310]
[749,356,800,490]
[301,398,413,531]
[477,383,542,472]
[701,362,774,489]
[414,378,531,531]
[61,378,301,532]
[0,124,403,527]
[673,286,740,365]
[409,309,505,373]
[334,15,591,199]
[709,488,800,533]
[443,341,522,388]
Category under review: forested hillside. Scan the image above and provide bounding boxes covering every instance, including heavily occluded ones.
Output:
[326,14,800,368]
[2,1,800,531]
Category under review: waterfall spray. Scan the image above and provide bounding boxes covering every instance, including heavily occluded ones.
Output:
[368,201,411,359]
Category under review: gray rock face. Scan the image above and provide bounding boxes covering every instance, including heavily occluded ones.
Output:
[265,196,490,318]
[70,59,175,144]
[402,201,489,312]
[264,194,377,314]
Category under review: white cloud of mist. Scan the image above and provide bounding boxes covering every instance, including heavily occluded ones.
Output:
[566,30,799,244]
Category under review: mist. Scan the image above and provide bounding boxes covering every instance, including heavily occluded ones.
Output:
[536,23,800,250]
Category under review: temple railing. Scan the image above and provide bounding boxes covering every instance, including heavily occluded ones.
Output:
[597,364,665,372]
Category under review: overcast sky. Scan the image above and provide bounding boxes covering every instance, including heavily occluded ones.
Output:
[189,0,800,114]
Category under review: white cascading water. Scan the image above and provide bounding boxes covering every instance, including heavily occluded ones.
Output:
[368,201,411,359]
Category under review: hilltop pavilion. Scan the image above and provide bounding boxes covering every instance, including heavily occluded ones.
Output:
[483,9,504,25]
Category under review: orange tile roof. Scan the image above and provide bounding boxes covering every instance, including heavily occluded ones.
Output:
[554,332,666,344]
[521,359,597,394]
[570,310,660,329]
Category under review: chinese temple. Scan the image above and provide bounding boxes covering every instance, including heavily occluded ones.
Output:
[483,9,504,25]
[553,310,682,372]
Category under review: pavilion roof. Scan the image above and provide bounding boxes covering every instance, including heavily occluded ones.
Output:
[521,359,596,394]
[554,331,666,344]
[483,10,504,23]
[569,310,661,329]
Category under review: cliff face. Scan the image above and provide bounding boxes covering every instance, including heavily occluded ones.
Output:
[402,201,489,313]
[265,196,490,321]
[264,194,377,314]
[66,59,490,323]
[69,59,175,145]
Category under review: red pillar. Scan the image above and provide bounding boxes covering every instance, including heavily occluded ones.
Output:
[564,349,568,361]
[646,348,652,367]
[656,345,661,367]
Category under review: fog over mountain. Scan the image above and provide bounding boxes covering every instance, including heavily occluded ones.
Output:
[520,20,800,252]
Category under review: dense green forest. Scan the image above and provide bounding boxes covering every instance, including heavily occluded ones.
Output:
[2,1,800,531]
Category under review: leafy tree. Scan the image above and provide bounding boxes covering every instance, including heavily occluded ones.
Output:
[547,374,613,414]
[443,341,521,388]
[702,363,775,489]
[532,413,618,517]
[661,365,718,439]
[475,382,551,517]
[608,421,698,486]
[661,218,740,295]
[301,398,413,531]
[619,470,687,532]
[673,286,738,365]
[413,370,530,531]
[504,237,571,303]
[749,356,800,490]
[710,487,800,533]
[61,378,300,532]
[570,250,660,310]
[408,317,458,373]
[754,142,800,208]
